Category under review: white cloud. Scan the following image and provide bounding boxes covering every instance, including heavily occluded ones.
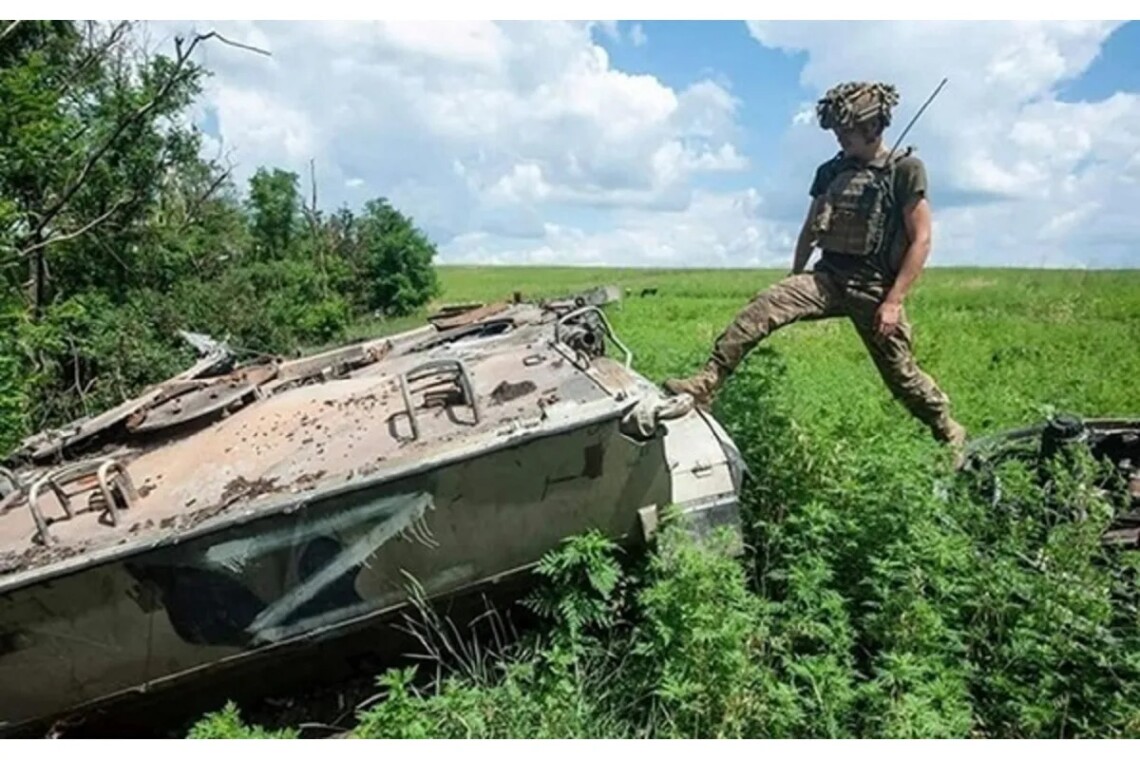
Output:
[154,20,746,251]
[145,21,1138,270]
[747,20,1140,268]
[440,188,793,268]
[593,21,621,43]
[630,24,648,47]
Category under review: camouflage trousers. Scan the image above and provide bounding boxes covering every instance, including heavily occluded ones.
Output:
[709,271,956,438]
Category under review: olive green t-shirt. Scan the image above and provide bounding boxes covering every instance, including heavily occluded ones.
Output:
[808,149,927,287]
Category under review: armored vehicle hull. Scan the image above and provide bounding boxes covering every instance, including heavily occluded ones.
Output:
[0,292,743,736]
[960,414,1140,546]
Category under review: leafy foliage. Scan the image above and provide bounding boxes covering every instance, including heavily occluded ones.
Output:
[246,168,301,261]
[356,198,441,316]
[0,20,442,441]
[522,530,626,639]
[186,702,298,739]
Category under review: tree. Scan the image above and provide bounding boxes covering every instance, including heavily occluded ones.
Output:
[0,21,262,429]
[0,20,245,313]
[0,21,442,441]
[356,198,441,316]
[246,167,300,260]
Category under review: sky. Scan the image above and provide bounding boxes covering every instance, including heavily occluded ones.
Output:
[152,20,1140,269]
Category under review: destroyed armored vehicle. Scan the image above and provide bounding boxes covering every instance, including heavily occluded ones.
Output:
[959,414,1140,547]
[0,289,744,736]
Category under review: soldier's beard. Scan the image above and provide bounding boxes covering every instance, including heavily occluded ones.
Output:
[838,130,885,161]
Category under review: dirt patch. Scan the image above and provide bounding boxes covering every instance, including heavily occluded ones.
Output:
[320,393,384,415]
[1,539,91,577]
[356,458,388,478]
[220,475,281,504]
[1,472,293,578]
[158,475,285,532]
[291,470,328,492]
[0,550,21,575]
[490,379,537,405]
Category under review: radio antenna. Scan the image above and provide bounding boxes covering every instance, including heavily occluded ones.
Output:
[888,77,948,159]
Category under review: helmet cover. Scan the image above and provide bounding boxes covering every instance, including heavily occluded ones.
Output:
[816,81,899,131]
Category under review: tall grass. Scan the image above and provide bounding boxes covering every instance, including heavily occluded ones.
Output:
[189,267,1140,739]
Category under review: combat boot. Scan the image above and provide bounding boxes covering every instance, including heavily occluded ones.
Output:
[932,415,968,468]
[662,361,727,412]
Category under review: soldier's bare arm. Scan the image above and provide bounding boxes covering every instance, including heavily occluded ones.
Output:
[792,196,824,274]
[876,196,932,336]
[887,196,933,303]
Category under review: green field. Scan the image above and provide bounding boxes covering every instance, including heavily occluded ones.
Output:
[194,265,1140,739]
[391,265,1140,436]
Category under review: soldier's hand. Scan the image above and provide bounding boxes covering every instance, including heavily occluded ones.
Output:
[875,301,902,337]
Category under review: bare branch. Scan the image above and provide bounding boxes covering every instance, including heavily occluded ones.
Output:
[310,158,318,216]
[17,201,125,259]
[62,121,94,150]
[0,20,21,45]
[94,230,135,275]
[178,167,233,231]
[303,158,333,297]
[201,31,272,58]
[66,336,90,416]
[302,158,320,226]
[20,29,269,257]
[57,21,132,104]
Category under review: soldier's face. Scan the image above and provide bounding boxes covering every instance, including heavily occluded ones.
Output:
[833,125,875,156]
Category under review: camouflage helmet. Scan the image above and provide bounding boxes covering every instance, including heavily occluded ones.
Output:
[816,81,899,131]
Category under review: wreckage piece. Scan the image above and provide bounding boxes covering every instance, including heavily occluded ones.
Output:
[4,339,237,466]
[960,414,1140,547]
[427,302,511,331]
[0,286,744,737]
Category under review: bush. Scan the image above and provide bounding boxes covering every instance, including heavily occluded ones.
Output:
[356,199,441,317]
[187,702,298,739]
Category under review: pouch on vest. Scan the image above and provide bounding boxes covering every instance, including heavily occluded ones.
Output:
[812,155,898,258]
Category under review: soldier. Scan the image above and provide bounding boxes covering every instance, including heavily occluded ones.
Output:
[663,81,967,456]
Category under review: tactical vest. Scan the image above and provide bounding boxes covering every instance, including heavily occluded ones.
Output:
[811,148,911,259]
